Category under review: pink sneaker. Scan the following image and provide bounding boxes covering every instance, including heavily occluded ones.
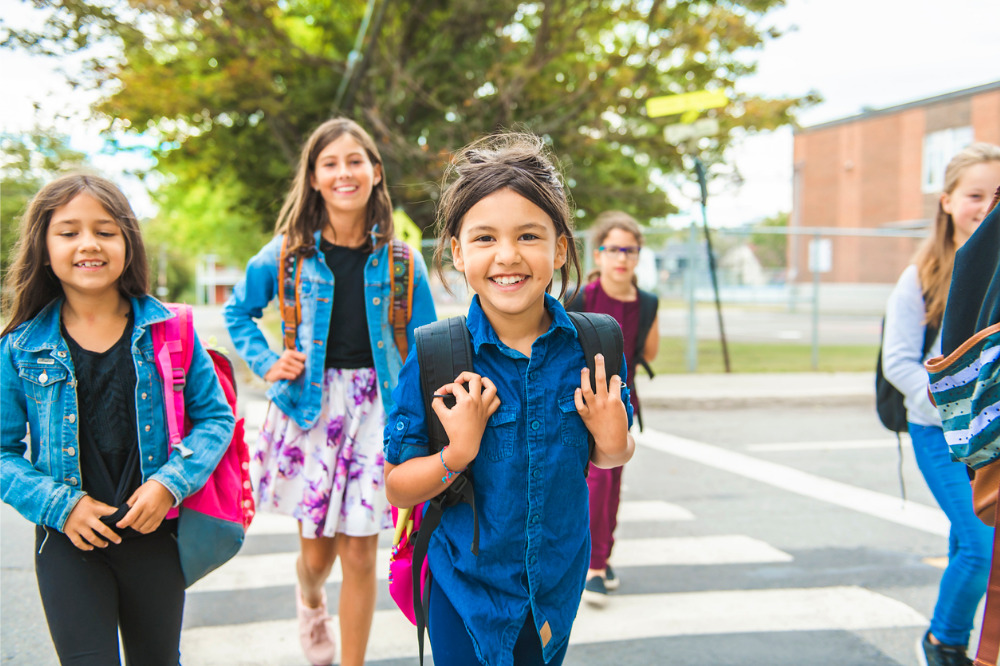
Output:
[296,585,336,666]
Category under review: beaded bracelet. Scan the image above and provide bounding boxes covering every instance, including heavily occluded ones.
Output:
[439,445,464,484]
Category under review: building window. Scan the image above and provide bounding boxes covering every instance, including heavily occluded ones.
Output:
[922,127,974,193]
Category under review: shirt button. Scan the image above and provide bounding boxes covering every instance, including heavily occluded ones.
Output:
[148,455,154,462]
[67,477,78,486]
[66,414,76,424]
[57,351,66,358]
[145,425,151,432]
[528,554,537,565]
[372,258,378,267]
[531,514,539,524]
[530,420,540,431]
[141,392,147,399]
[39,372,49,383]
[373,297,381,306]
[383,381,389,389]
[532,469,541,478]
[396,422,404,431]
[377,341,384,349]
[66,447,76,457]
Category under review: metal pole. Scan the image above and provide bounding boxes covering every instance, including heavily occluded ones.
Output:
[686,221,698,372]
[694,156,731,373]
[811,231,820,370]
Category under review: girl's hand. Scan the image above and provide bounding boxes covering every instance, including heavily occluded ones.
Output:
[63,495,122,551]
[430,371,500,468]
[575,354,632,465]
[264,349,307,382]
[117,480,175,534]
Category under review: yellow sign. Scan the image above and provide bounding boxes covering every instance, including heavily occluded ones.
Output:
[645,90,729,119]
[393,209,424,252]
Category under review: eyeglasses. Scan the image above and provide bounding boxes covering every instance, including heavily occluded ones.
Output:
[599,245,640,259]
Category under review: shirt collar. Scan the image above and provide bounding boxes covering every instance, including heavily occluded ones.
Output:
[465,293,576,355]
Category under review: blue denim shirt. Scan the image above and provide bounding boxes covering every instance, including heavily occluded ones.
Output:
[1,296,235,531]
[223,229,437,429]
[385,294,632,666]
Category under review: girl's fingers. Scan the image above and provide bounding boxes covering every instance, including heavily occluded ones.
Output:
[580,367,594,399]
[593,354,608,397]
[574,387,587,413]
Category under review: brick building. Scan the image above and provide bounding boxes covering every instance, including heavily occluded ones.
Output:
[790,81,1000,284]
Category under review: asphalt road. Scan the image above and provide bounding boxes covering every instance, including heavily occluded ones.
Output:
[2,401,961,665]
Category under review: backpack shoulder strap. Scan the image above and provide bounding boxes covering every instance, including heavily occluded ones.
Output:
[278,236,302,351]
[152,303,195,448]
[567,311,625,468]
[388,240,415,361]
[415,316,473,453]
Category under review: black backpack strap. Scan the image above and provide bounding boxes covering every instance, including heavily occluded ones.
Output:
[567,311,625,469]
[635,289,659,380]
[565,286,586,313]
[411,316,479,665]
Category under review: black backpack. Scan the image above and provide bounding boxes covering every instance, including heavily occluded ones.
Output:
[875,319,936,433]
[405,311,624,664]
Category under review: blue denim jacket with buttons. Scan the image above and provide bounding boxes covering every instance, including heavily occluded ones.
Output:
[223,229,437,429]
[385,294,632,666]
[0,296,236,531]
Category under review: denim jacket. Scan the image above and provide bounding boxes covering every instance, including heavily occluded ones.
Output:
[0,296,236,531]
[223,228,437,429]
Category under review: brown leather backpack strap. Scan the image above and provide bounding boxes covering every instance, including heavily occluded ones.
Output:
[278,236,302,351]
[388,240,414,361]
[975,496,1000,666]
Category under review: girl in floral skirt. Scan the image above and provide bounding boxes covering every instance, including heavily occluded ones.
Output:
[224,118,436,666]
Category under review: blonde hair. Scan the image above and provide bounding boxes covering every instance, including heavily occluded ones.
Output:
[585,210,644,284]
[916,142,1000,328]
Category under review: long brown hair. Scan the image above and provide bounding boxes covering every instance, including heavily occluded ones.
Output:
[585,210,644,284]
[432,132,581,298]
[916,142,1000,328]
[275,117,394,255]
[2,174,149,336]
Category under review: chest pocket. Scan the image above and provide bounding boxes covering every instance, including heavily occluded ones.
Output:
[559,394,589,448]
[19,363,69,404]
[483,404,517,461]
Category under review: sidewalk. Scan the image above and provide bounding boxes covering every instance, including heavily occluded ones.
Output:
[634,371,873,409]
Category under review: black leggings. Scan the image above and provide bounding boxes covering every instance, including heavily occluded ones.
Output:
[34,520,185,666]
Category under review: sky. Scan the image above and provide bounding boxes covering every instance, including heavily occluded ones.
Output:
[2,0,999,224]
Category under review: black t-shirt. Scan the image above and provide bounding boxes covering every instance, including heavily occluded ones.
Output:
[62,311,141,507]
[320,238,375,369]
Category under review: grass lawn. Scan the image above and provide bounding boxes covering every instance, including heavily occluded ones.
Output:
[649,337,879,374]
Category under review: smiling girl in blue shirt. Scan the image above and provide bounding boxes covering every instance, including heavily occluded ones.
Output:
[1,174,234,665]
[384,133,634,666]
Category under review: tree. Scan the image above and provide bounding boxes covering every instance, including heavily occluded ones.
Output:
[1,130,88,283]
[6,0,817,263]
[749,210,788,268]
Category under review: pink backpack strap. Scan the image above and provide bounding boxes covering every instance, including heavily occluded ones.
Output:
[152,304,195,450]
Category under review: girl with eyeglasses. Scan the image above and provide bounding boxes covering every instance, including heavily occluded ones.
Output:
[566,210,659,607]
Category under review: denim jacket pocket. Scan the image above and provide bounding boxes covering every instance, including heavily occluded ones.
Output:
[483,404,517,461]
[18,363,69,404]
[559,394,589,448]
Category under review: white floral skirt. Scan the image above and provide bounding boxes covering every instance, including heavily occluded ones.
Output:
[252,367,392,538]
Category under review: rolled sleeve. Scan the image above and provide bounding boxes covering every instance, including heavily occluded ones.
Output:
[384,352,430,465]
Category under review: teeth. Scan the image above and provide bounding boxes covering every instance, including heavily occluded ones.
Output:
[492,275,525,286]
[77,261,104,267]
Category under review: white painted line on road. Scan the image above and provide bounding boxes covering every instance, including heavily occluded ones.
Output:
[639,429,949,537]
[180,586,925,664]
[747,438,907,452]
[618,499,694,522]
[245,500,695,537]
[612,536,792,566]
[190,534,788,594]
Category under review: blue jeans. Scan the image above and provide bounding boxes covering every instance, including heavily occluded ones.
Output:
[909,422,993,646]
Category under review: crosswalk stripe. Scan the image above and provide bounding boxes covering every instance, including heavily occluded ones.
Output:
[746,438,906,452]
[639,428,950,537]
[245,499,693,536]
[190,535,790,594]
[180,585,925,664]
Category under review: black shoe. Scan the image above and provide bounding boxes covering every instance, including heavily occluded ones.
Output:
[604,564,620,591]
[582,575,608,607]
[918,630,972,666]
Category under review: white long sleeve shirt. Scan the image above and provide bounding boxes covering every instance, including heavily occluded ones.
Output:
[882,264,942,427]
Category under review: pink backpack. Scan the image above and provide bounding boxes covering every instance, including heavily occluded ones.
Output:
[152,303,255,587]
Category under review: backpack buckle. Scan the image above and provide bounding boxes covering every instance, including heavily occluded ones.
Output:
[172,368,186,389]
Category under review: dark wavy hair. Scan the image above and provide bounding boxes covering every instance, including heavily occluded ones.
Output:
[432,132,580,298]
[275,117,394,255]
[2,174,149,336]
